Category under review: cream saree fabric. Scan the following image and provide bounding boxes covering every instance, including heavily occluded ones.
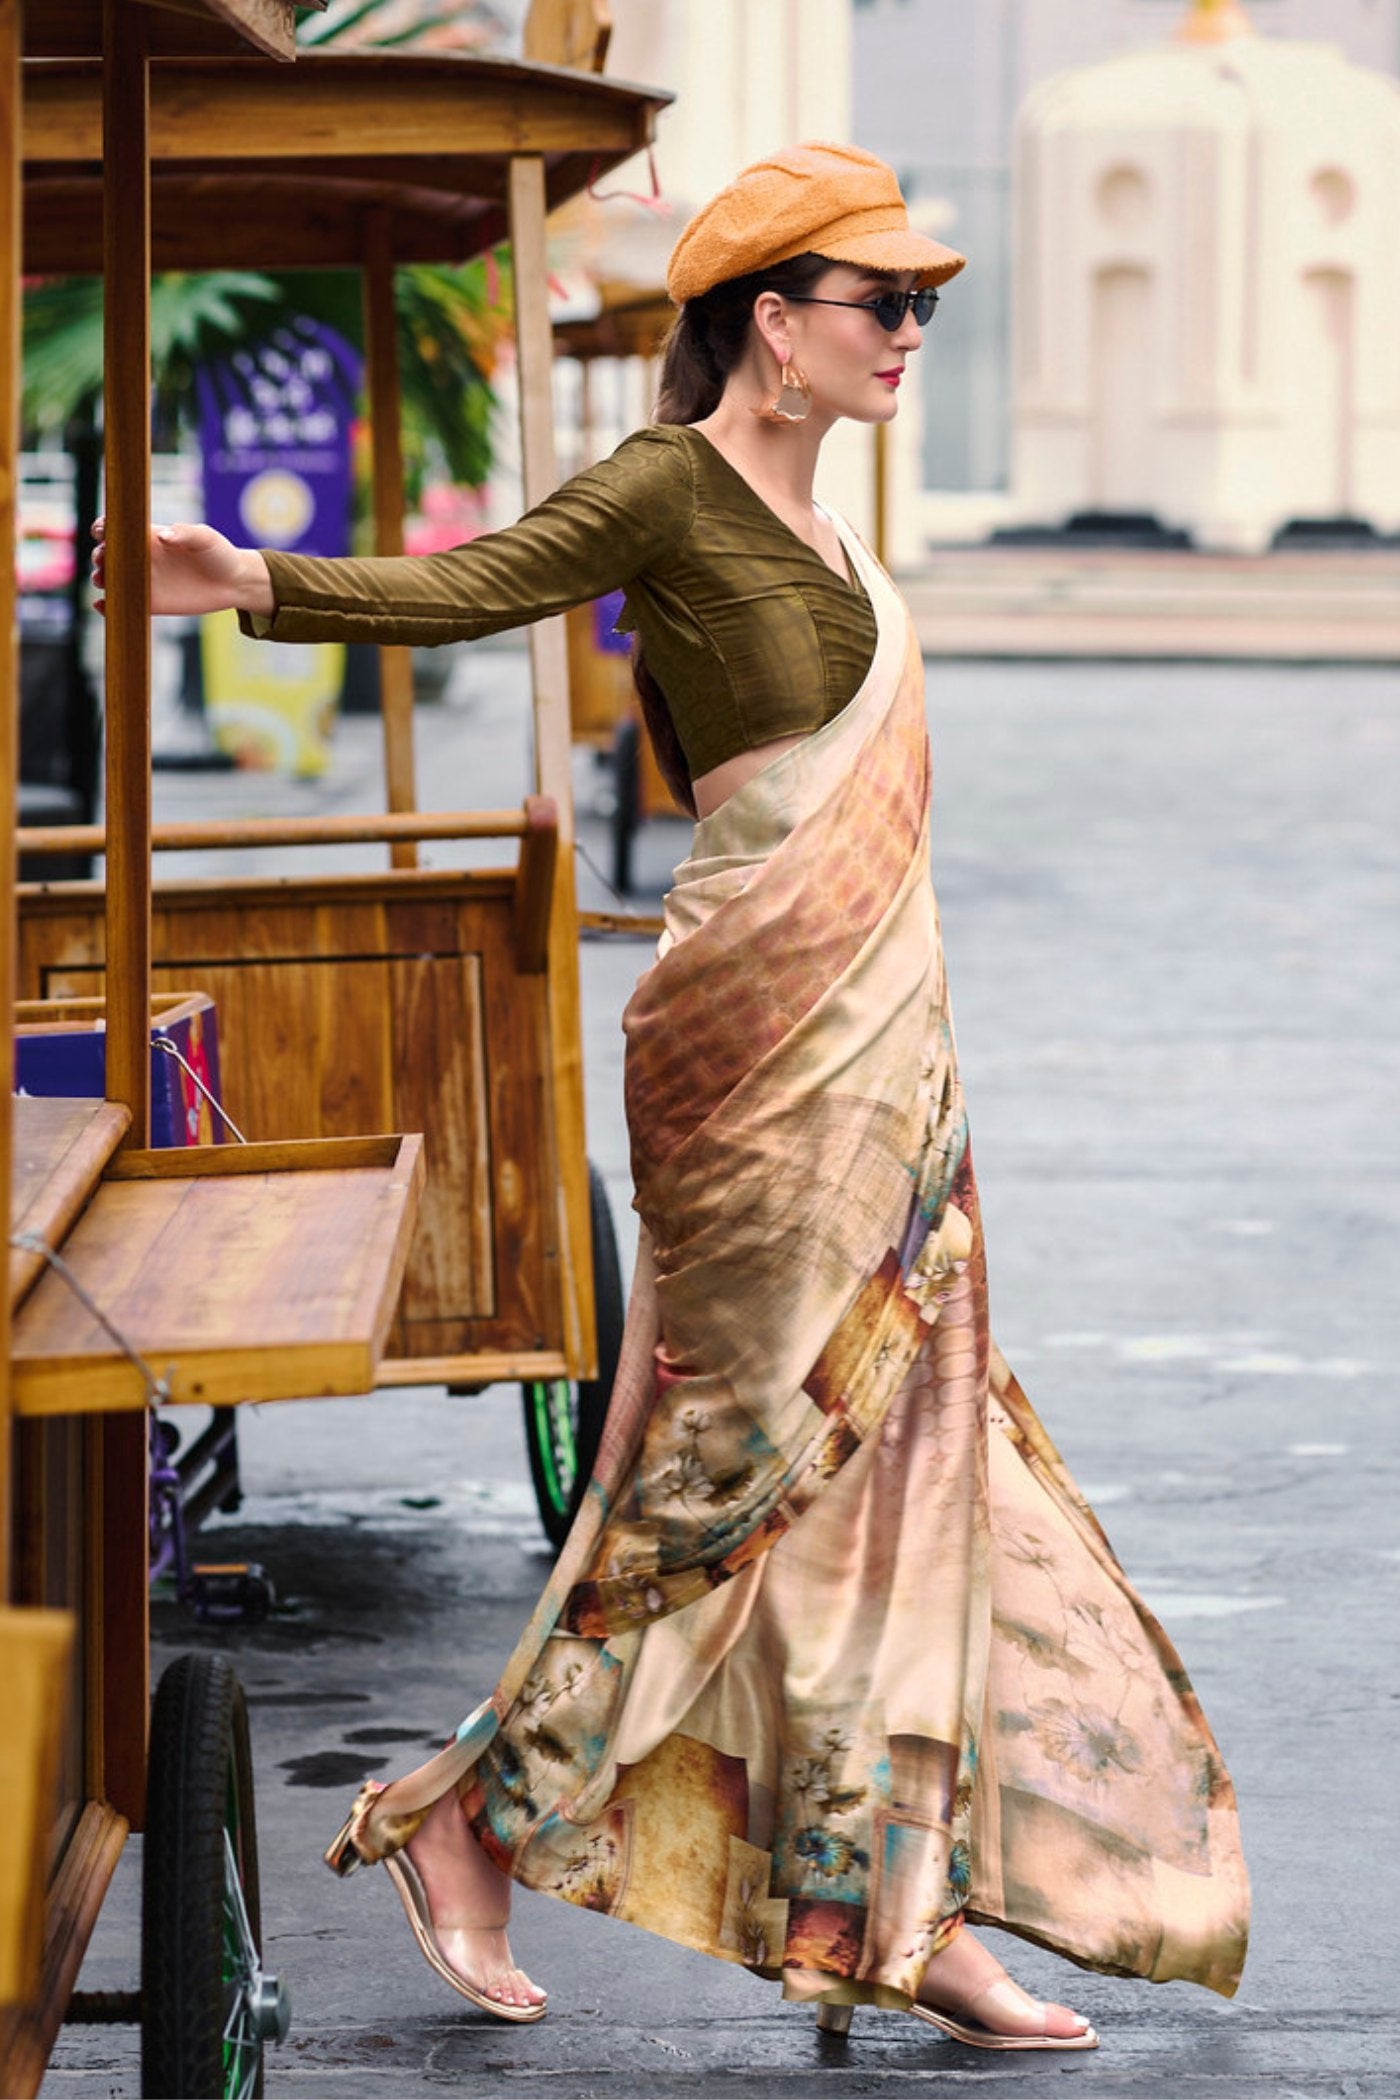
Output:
[447,519,1249,2006]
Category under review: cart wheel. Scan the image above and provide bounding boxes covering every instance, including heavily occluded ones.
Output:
[522,1162,624,1549]
[142,1654,289,2099]
[610,717,641,896]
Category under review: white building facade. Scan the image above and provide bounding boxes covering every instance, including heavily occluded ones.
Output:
[1012,3,1400,546]
[853,0,1400,548]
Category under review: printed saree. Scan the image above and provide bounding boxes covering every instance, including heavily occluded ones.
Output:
[429,517,1249,2007]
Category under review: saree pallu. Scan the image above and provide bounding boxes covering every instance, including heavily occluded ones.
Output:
[447,517,1250,2006]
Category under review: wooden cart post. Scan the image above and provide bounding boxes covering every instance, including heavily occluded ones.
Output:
[0,0,19,1584]
[510,152,593,1375]
[363,206,418,872]
[0,5,74,2030]
[94,0,154,1832]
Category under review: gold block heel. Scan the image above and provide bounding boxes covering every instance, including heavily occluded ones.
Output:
[816,2003,854,2036]
[322,1781,382,1878]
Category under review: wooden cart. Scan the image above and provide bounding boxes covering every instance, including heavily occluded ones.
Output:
[19,17,669,1513]
[2,2,667,2093]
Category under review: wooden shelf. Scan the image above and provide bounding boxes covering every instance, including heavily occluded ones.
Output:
[11,1135,424,1416]
[9,1098,131,1313]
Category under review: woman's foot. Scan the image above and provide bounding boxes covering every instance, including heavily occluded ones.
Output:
[400,1791,546,2013]
[913,1927,1096,2051]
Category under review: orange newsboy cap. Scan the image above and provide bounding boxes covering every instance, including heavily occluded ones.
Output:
[666,141,966,307]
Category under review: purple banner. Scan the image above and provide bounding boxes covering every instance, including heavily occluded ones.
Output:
[197,317,362,557]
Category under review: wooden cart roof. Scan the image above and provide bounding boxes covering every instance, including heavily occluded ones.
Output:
[23,50,673,271]
[31,0,310,64]
[554,283,673,361]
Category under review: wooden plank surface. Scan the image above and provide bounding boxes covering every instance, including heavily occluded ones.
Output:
[9,1099,131,1311]
[11,1136,425,1415]
[108,1133,406,1179]
[14,991,204,1029]
[0,1798,125,2095]
[24,55,662,165]
[100,1,152,1147]
[511,794,557,972]
[388,942,494,1341]
[0,1608,73,2008]
[378,1349,566,1387]
[94,1413,146,1822]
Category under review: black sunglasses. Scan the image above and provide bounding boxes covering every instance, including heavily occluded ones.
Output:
[776,287,941,331]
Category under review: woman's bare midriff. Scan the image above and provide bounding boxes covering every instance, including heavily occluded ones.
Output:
[690,732,809,819]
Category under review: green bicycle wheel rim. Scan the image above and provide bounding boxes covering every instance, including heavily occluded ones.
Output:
[221,1770,256,2099]
[527,1379,578,1517]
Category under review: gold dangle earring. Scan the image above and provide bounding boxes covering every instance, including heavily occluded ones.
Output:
[756,355,812,425]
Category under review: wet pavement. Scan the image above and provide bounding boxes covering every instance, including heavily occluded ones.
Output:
[40,646,1400,2096]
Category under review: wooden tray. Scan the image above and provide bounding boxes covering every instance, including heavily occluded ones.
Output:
[11,1135,424,1416]
[9,1097,131,1312]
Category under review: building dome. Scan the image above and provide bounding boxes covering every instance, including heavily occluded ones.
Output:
[1011,0,1400,547]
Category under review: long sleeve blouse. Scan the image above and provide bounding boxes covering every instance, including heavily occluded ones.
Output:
[240,422,878,779]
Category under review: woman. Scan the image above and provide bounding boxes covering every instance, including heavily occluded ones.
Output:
[99,142,1249,2050]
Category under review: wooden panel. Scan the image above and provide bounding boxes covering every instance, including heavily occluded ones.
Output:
[523,0,612,72]
[101,2,152,1146]
[512,793,557,972]
[24,174,496,275]
[0,1799,125,2096]
[9,1099,131,1310]
[11,1136,425,1415]
[0,1608,73,2006]
[23,56,662,166]
[15,873,566,1360]
[478,900,561,1355]
[388,951,493,1341]
[11,1421,87,1837]
[94,1413,146,1822]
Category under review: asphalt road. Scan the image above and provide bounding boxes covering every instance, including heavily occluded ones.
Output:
[41,644,1400,2097]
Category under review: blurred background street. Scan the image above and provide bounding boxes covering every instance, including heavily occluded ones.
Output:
[40,640,1399,2095]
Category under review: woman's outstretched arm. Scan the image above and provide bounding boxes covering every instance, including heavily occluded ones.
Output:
[91,428,695,648]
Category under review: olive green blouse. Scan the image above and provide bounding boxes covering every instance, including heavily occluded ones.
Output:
[242,422,877,780]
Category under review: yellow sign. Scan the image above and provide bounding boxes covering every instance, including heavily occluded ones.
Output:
[201,610,344,779]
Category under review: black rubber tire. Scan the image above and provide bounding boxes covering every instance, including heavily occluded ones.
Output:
[141,1654,267,2099]
[522,1161,625,1550]
[610,716,641,897]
